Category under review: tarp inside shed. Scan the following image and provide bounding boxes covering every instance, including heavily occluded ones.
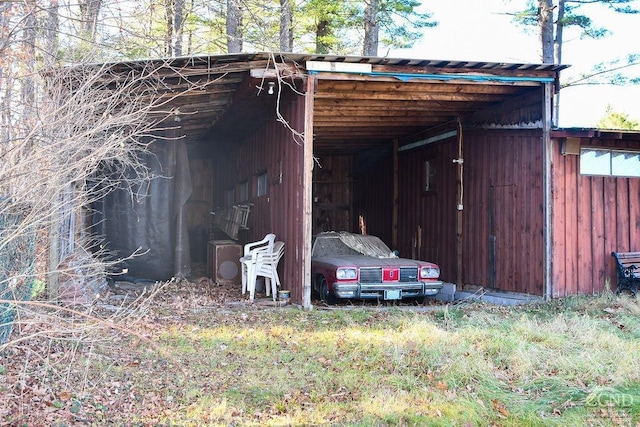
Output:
[93,140,192,281]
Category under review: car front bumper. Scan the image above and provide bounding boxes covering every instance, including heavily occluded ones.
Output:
[332,281,443,300]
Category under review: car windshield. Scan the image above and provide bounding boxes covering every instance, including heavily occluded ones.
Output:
[312,232,396,258]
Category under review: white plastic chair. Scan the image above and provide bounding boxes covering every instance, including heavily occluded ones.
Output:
[240,233,275,298]
[252,241,285,301]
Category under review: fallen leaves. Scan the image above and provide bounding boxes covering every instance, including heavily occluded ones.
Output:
[57,390,72,401]
[492,399,509,418]
[0,276,231,425]
[317,356,332,368]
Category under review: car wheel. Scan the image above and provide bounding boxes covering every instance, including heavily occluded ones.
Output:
[320,276,338,305]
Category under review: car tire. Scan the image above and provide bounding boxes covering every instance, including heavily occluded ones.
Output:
[320,277,338,305]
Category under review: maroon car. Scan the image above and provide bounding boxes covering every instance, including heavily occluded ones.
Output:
[311,231,443,304]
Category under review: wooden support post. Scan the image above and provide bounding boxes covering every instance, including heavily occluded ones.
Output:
[392,138,398,249]
[456,119,464,287]
[302,75,316,309]
[543,82,553,300]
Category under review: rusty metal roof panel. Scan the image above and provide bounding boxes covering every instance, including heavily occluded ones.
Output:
[96,51,568,75]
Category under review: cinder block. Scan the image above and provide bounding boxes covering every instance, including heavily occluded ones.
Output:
[434,283,456,302]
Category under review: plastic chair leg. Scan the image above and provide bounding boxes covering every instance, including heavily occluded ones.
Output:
[248,272,256,301]
[270,275,278,301]
[241,264,247,294]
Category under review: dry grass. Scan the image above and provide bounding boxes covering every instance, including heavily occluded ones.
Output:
[1,283,640,426]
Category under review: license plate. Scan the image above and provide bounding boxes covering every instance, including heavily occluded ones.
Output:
[384,290,401,300]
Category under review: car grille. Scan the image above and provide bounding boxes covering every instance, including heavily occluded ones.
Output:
[399,267,418,282]
[359,267,419,283]
[360,267,382,283]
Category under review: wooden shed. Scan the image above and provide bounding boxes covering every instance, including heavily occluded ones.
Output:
[550,129,640,297]
[95,52,638,306]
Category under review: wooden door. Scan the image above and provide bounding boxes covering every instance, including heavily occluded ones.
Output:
[489,184,519,291]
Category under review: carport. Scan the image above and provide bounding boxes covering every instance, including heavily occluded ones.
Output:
[96,53,565,307]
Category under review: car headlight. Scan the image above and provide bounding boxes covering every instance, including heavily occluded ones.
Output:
[336,268,357,280]
[420,266,439,279]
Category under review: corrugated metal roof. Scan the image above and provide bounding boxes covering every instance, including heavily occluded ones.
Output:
[552,128,640,140]
[105,51,569,73]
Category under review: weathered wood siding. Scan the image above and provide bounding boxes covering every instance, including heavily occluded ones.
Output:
[463,129,544,295]
[395,134,458,282]
[312,155,354,235]
[353,128,546,294]
[352,154,394,246]
[213,94,306,303]
[551,136,640,297]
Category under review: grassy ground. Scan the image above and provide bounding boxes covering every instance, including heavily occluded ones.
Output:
[1,281,640,426]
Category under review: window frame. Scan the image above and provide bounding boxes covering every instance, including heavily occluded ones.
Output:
[226,187,234,207]
[257,171,268,197]
[239,180,249,202]
[580,147,640,178]
[423,157,437,193]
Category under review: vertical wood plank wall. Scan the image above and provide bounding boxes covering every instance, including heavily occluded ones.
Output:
[312,155,354,234]
[552,137,640,297]
[213,95,306,303]
[463,129,544,295]
[354,129,545,294]
[352,156,394,245]
[395,136,458,283]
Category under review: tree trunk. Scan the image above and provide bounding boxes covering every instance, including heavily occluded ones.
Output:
[22,1,37,117]
[552,0,565,125]
[44,0,59,67]
[538,0,554,63]
[0,1,12,144]
[279,0,293,52]
[165,0,174,56]
[0,2,11,55]
[554,0,564,64]
[173,0,184,56]
[363,0,379,56]
[226,0,243,53]
[79,0,102,40]
[316,20,330,54]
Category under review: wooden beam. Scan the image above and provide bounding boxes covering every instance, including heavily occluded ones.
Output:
[317,80,526,95]
[542,82,553,300]
[314,99,491,110]
[302,75,315,310]
[393,139,398,249]
[313,117,446,126]
[314,110,452,119]
[250,64,306,79]
[313,91,508,102]
[313,111,457,119]
[456,119,464,287]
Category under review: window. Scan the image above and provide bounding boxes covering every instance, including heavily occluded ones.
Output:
[612,151,640,177]
[424,158,436,192]
[580,148,640,177]
[239,180,249,201]
[257,171,268,197]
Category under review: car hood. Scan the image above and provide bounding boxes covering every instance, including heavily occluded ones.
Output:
[312,255,435,268]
